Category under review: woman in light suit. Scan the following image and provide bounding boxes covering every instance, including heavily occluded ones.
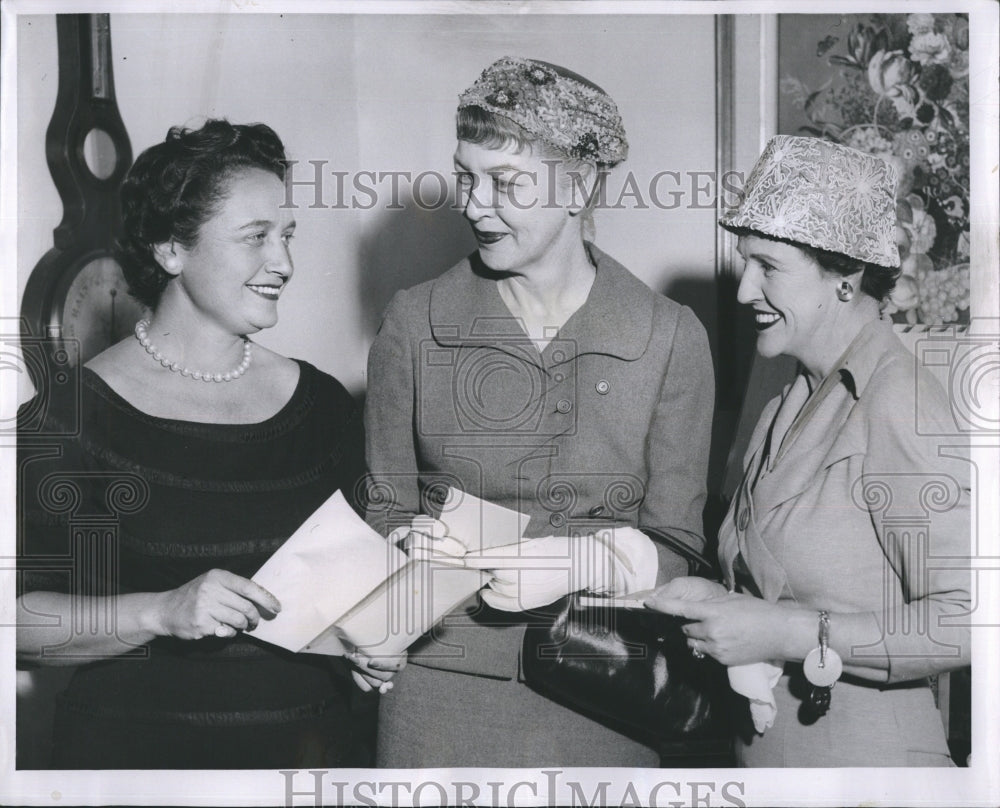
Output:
[649,135,971,767]
[364,57,714,767]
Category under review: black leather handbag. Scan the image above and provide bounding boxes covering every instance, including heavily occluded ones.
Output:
[520,530,731,745]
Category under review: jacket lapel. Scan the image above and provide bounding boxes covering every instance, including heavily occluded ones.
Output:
[553,244,654,361]
[753,380,864,512]
[720,466,790,603]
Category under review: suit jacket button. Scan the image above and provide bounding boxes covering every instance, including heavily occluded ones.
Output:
[738,509,750,531]
[549,512,566,528]
[556,399,573,414]
[588,505,606,518]
[595,380,610,395]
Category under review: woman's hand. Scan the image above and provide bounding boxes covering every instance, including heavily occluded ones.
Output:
[389,516,468,561]
[146,569,281,640]
[465,528,656,612]
[650,575,730,602]
[644,589,797,666]
[347,649,407,694]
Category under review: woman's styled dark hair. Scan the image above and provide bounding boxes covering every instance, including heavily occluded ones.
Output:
[732,228,901,302]
[117,119,287,309]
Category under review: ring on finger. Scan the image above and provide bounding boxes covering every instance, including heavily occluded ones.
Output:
[215,624,234,638]
[689,639,705,660]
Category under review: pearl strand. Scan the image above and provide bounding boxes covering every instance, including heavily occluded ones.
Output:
[134,320,252,382]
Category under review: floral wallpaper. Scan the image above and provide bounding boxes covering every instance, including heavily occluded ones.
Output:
[780,13,970,325]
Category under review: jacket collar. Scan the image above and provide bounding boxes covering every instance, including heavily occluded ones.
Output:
[834,317,901,401]
[428,243,655,362]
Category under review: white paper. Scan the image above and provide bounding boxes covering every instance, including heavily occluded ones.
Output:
[330,559,486,658]
[438,487,531,552]
[248,487,531,657]
[246,490,407,653]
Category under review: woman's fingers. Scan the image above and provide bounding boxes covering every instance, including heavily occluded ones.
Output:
[351,670,375,693]
[680,621,709,642]
[348,651,402,694]
[164,570,282,639]
[357,665,394,682]
[480,588,519,612]
[404,533,467,560]
[663,576,729,601]
[355,673,394,695]
[366,655,406,673]
[211,602,266,632]
[205,591,259,630]
[485,575,520,598]
[200,571,282,633]
[394,516,456,557]
[413,516,449,537]
[644,595,713,620]
[648,577,698,599]
[211,570,282,616]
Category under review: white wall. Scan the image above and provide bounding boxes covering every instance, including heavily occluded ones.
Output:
[16,11,719,397]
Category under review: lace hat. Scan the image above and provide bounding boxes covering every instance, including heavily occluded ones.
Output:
[720,135,900,268]
[458,56,628,168]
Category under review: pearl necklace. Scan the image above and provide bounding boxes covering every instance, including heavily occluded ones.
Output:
[134,320,252,382]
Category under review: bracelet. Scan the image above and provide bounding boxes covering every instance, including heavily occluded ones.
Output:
[802,610,842,687]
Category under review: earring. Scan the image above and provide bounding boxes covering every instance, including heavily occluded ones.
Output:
[836,280,854,302]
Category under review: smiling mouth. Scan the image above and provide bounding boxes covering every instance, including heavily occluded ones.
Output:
[754,311,781,331]
[247,284,283,300]
[474,230,506,245]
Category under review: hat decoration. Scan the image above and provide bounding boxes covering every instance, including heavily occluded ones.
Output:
[720,135,900,268]
[459,56,628,167]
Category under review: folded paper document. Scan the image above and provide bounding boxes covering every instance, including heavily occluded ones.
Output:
[436,487,531,553]
[246,488,529,658]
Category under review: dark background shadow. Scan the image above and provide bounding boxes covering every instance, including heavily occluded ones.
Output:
[661,273,761,548]
[356,197,475,344]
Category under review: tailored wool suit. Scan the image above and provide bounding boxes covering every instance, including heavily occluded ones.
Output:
[365,244,714,766]
[720,319,971,767]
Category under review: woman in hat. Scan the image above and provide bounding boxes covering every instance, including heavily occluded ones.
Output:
[648,135,971,766]
[364,57,714,766]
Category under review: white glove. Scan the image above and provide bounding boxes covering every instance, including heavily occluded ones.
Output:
[388,515,468,561]
[728,661,784,734]
[464,527,658,612]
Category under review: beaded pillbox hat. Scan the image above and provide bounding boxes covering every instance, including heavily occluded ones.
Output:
[458,56,628,168]
[720,135,900,268]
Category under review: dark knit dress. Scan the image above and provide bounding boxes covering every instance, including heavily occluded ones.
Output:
[18,360,374,769]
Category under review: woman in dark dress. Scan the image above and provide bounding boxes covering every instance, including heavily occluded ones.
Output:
[16,119,381,769]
